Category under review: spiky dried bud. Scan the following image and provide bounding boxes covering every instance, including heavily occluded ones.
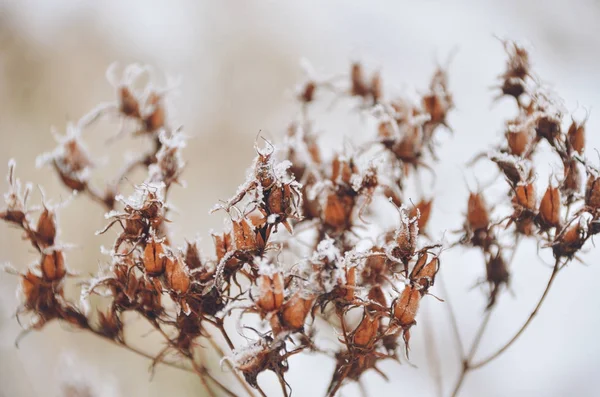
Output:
[513,183,536,211]
[118,86,140,118]
[410,253,439,292]
[392,208,419,263]
[410,199,432,231]
[212,231,233,263]
[143,92,166,132]
[36,207,57,247]
[20,270,42,309]
[568,119,585,155]
[506,129,532,157]
[486,252,509,308]
[538,185,561,228]
[256,272,284,312]
[499,42,529,99]
[323,192,354,232]
[44,126,93,192]
[232,219,258,252]
[143,238,166,276]
[352,311,379,348]
[41,250,66,282]
[0,162,28,224]
[280,293,313,330]
[350,63,370,98]
[562,158,582,197]
[165,256,190,294]
[553,221,586,258]
[331,155,355,186]
[467,193,489,230]
[367,286,387,309]
[585,174,600,210]
[98,309,122,340]
[298,81,316,103]
[392,284,420,327]
[184,241,202,270]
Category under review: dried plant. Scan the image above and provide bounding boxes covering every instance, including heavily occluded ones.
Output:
[1,41,598,397]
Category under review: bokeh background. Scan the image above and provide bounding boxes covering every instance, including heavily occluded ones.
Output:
[1,1,600,396]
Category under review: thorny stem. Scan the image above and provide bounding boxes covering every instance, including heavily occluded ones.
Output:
[449,257,561,397]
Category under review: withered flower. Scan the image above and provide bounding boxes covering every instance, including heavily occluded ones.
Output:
[568,118,586,155]
[467,192,489,231]
[143,236,167,276]
[585,172,600,210]
[41,250,66,282]
[537,185,561,229]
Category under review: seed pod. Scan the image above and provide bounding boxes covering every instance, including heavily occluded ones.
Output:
[567,119,585,155]
[538,185,561,228]
[184,241,202,270]
[394,213,419,263]
[232,219,258,252]
[410,199,432,231]
[506,129,532,156]
[41,250,66,282]
[535,115,561,144]
[21,271,41,308]
[367,286,387,309]
[118,86,140,118]
[350,63,369,98]
[585,175,600,209]
[352,311,380,347]
[143,92,165,132]
[143,238,166,276]
[422,94,447,125]
[553,221,586,258]
[298,81,316,103]
[267,186,284,215]
[370,72,383,103]
[562,158,582,196]
[54,139,93,191]
[98,309,123,340]
[256,272,284,312]
[36,207,57,247]
[513,183,536,211]
[165,256,190,294]
[281,293,313,330]
[378,121,396,140]
[410,254,439,292]
[392,285,420,327]
[516,216,535,236]
[323,192,354,232]
[212,232,233,262]
[467,193,489,230]
[485,253,509,308]
[331,156,354,185]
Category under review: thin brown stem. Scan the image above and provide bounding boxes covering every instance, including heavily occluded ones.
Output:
[470,258,561,369]
[449,257,561,397]
[86,327,196,373]
[148,320,237,397]
[438,271,465,358]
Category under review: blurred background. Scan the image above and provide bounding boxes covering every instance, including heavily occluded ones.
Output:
[1,0,600,396]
